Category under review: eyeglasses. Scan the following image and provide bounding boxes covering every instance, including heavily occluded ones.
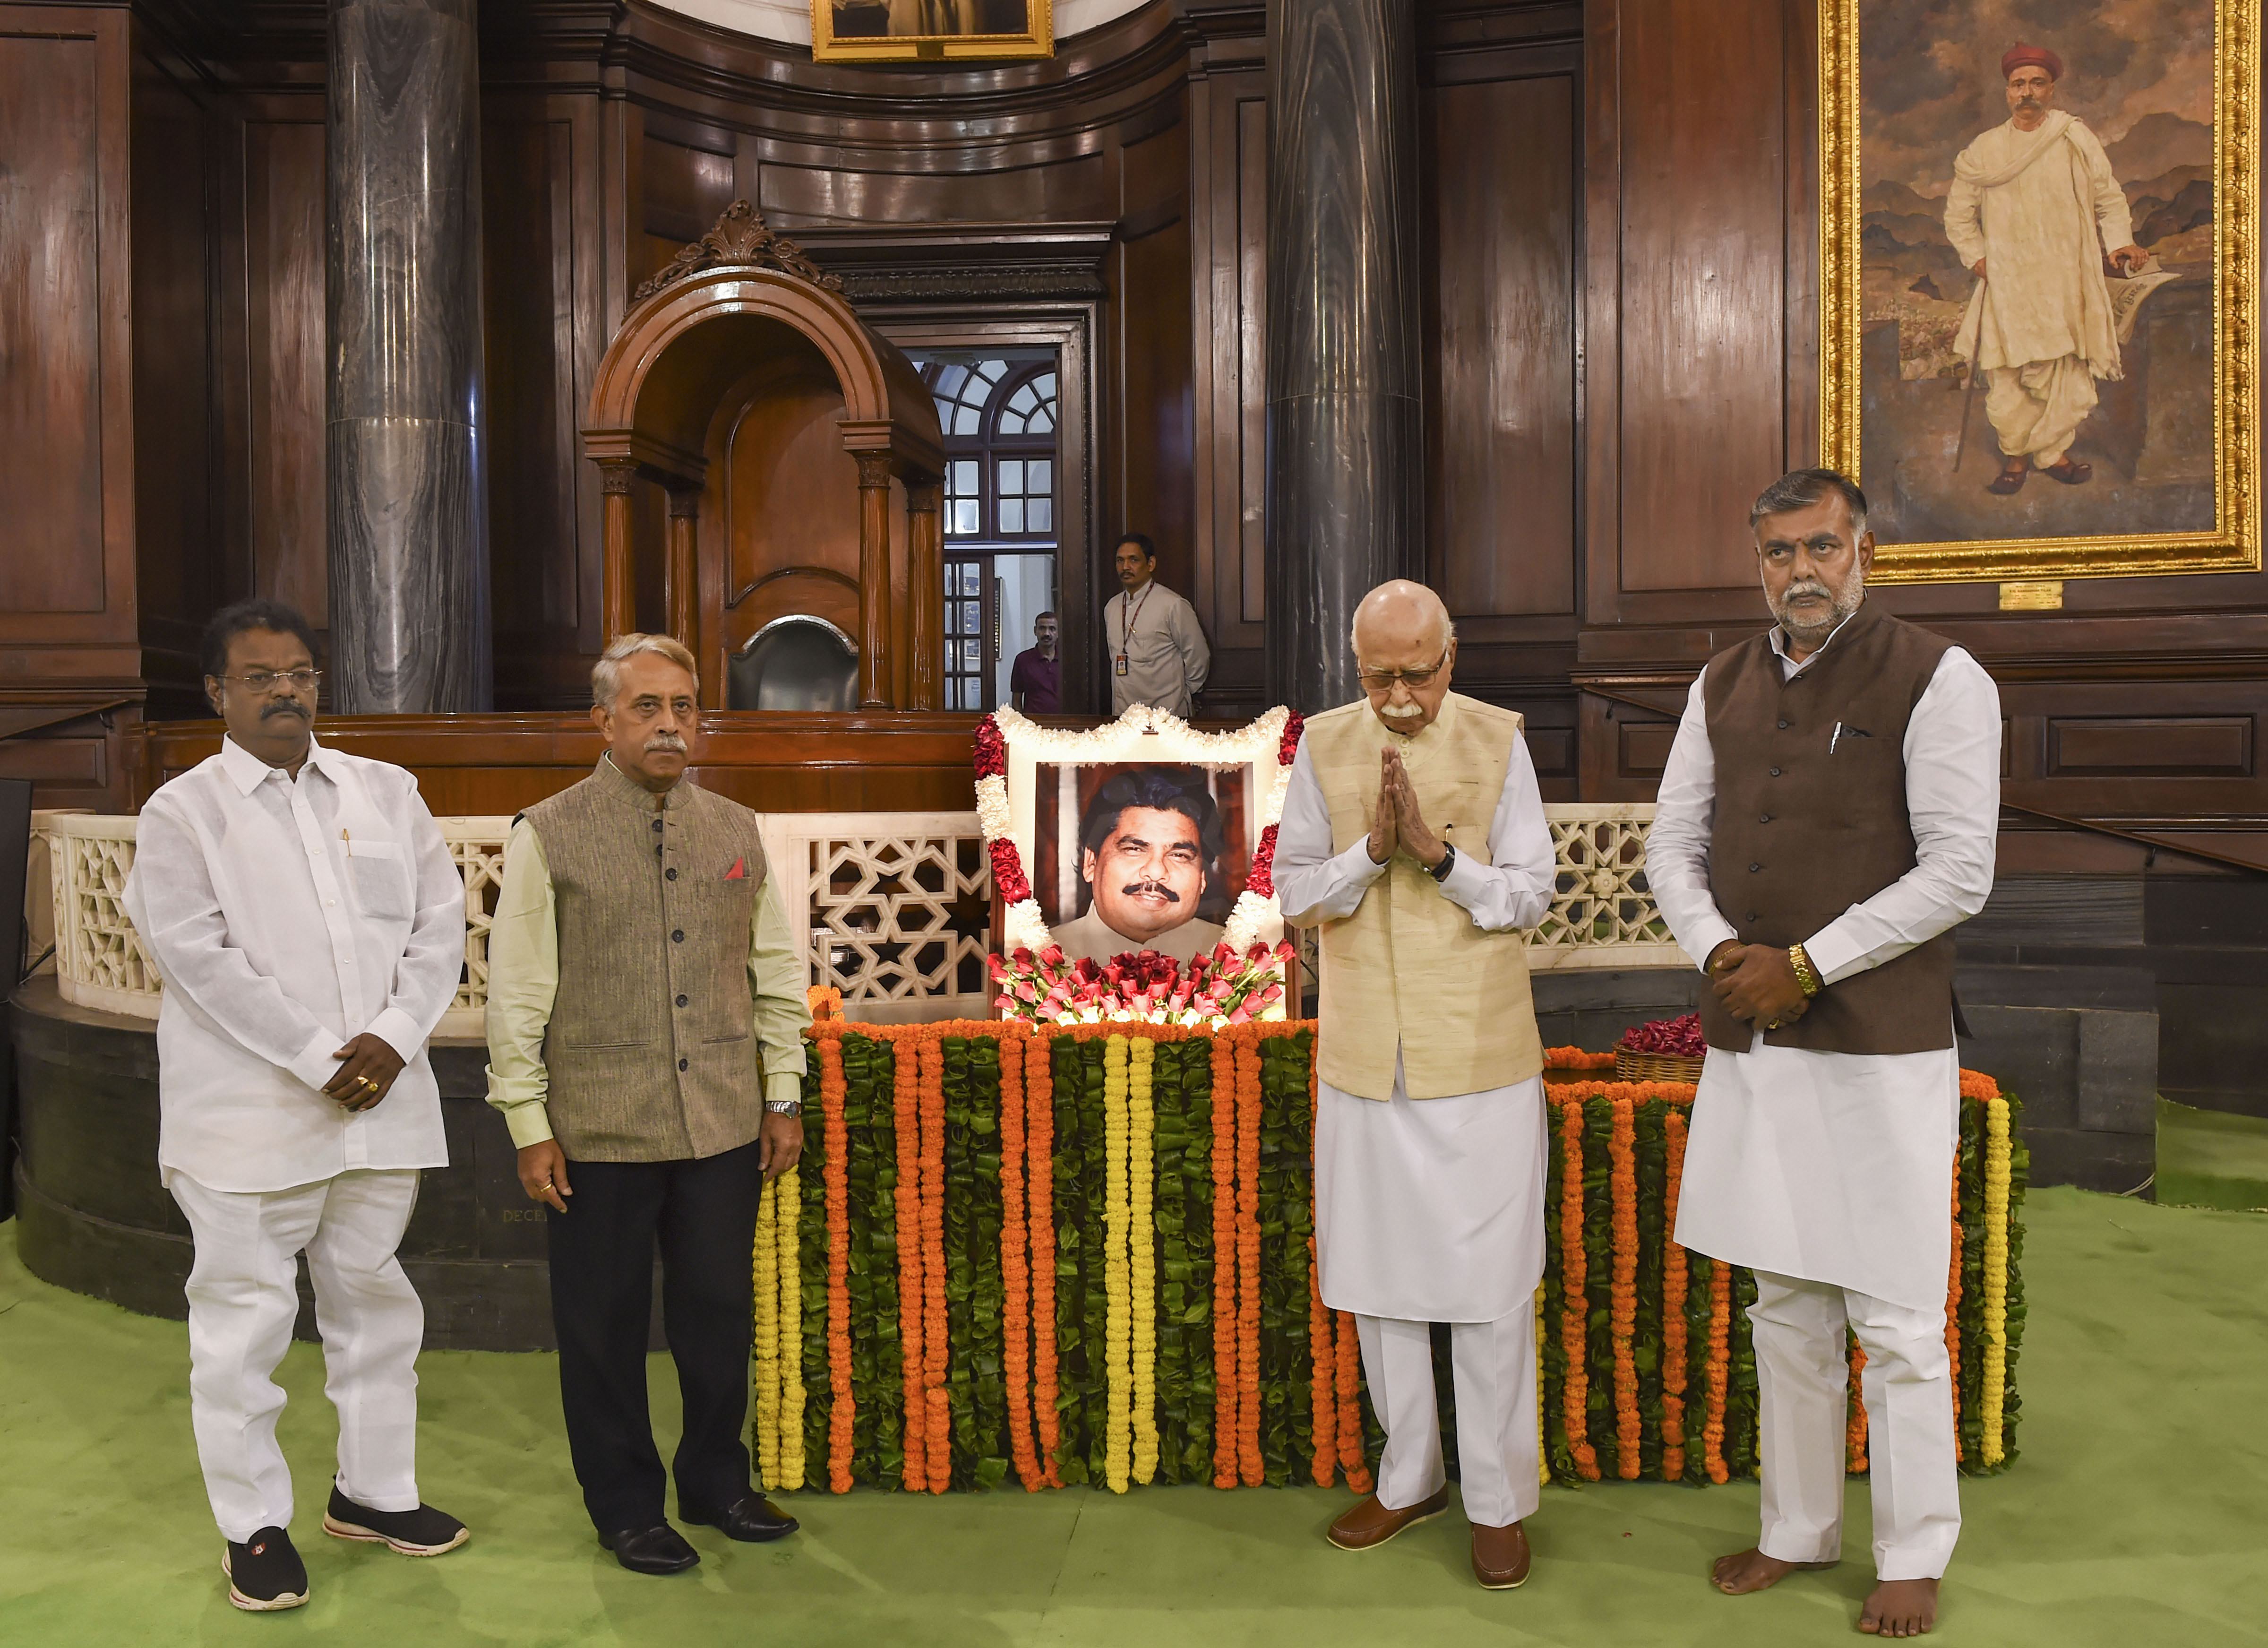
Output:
[1356,651,1450,693]
[214,669,322,693]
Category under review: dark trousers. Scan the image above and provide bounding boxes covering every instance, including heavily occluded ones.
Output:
[544,1140,764,1533]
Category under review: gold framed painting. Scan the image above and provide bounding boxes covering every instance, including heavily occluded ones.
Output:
[1818,0,2260,583]
[813,0,1052,62]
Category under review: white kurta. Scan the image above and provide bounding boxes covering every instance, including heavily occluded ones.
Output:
[124,737,466,1194]
[1277,730,1555,1322]
[1647,619,2002,1311]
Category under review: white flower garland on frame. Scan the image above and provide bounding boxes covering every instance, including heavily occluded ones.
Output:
[982,703,1295,961]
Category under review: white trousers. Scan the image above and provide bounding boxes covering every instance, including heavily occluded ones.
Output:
[1750,1271,1961,1581]
[1355,1298,1540,1529]
[169,1169,425,1542]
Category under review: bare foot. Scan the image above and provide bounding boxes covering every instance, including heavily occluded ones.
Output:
[1859,1578,1939,1637]
[1711,1547,1835,1595]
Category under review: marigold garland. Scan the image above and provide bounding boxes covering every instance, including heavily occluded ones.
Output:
[1209,1029,1241,1487]
[1608,1095,1641,1480]
[787,1028,2022,1496]
[1558,1097,1598,1480]
[1980,1092,2012,1467]
[1306,1045,1338,1489]
[1027,1026,1063,1486]
[1234,1030,1265,1487]
[1128,1037,1161,1485]
[1661,1106,1691,1482]
[1703,1260,1732,1484]
[754,1173,781,1489]
[818,1035,855,1493]
[1535,1278,1550,1487]
[1947,1154,1965,1465]
[1846,1334,1869,1475]
[1100,1035,1134,1492]
[775,1165,806,1490]
[997,1028,1042,1490]
[1335,1307,1371,1494]
[919,1030,952,1492]
[890,1026,928,1491]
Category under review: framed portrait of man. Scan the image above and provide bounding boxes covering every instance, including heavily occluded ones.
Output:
[813,0,1052,62]
[974,703,1294,975]
[1818,0,2260,583]
[1031,762,1252,964]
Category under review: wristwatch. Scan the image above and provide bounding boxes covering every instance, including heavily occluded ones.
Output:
[764,1096,803,1117]
[1426,843,1458,884]
[1788,943,1824,998]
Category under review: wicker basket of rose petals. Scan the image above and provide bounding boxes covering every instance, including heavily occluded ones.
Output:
[1614,1012,1708,1083]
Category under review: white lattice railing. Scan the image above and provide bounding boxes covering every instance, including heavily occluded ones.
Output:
[34,804,1682,1030]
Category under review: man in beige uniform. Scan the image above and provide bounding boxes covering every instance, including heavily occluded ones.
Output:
[1276,581,1556,1591]
[486,634,811,1576]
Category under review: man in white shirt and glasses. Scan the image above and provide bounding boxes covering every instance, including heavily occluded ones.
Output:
[124,601,470,1612]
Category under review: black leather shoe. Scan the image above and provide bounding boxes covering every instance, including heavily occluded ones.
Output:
[598,1523,700,1575]
[680,1495,799,1543]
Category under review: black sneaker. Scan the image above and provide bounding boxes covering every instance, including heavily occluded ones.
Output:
[223,1527,309,1612]
[322,1486,470,1556]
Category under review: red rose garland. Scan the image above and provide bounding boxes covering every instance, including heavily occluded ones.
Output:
[973,717,1008,778]
[987,837,1031,904]
[1246,824,1279,898]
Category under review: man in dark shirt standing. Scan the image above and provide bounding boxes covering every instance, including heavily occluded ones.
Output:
[1009,611,1059,713]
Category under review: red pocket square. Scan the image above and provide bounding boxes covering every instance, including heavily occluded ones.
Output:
[724,856,746,880]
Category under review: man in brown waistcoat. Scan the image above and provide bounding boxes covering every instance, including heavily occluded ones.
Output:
[485,633,811,1575]
[1648,470,2001,1639]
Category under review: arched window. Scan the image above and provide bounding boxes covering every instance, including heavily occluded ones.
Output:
[912,352,1061,712]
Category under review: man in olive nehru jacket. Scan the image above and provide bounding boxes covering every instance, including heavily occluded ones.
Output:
[1649,469,2001,1639]
[485,634,812,1575]
[1275,580,1557,1593]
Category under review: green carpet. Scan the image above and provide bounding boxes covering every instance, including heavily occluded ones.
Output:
[2158,1098,2268,1212]
[2,1188,2263,1646]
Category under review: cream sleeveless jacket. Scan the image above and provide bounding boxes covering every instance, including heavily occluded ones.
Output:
[1302,691,1544,1100]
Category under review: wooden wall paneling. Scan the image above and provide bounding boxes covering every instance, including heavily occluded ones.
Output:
[1609,0,1787,600]
[638,109,736,282]
[126,33,220,712]
[1114,107,1197,633]
[0,10,137,684]
[1186,57,1268,719]
[1420,39,1580,631]
[484,95,605,709]
[239,111,327,637]
[137,712,988,816]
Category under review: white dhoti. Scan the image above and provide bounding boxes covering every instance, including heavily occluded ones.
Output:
[168,1168,426,1542]
[1316,1065,1547,1526]
[1675,1041,1963,1578]
[1986,354,2098,467]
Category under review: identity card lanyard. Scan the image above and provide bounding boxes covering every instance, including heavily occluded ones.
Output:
[1115,584,1153,678]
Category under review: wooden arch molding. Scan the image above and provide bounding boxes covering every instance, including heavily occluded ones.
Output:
[583,203,947,709]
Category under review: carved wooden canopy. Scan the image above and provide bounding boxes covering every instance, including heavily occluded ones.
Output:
[628,200,844,306]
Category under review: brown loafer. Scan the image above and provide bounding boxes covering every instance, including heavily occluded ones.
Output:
[1326,1487,1450,1551]
[1472,1520,1532,1589]
[2043,457,2093,485]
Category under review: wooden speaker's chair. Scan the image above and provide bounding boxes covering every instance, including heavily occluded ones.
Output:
[727,615,859,711]
[583,202,946,711]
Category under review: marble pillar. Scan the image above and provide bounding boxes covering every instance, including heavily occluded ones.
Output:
[1263,0,1423,713]
[326,0,490,712]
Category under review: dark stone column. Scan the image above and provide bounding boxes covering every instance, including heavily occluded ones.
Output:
[326,0,490,712]
[1263,0,1422,713]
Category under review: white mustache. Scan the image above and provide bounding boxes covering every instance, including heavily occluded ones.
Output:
[1781,581,1833,604]
[1379,702,1425,719]
[644,735,687,752]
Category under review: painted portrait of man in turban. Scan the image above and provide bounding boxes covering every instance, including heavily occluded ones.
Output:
[1826,0,2255,581]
